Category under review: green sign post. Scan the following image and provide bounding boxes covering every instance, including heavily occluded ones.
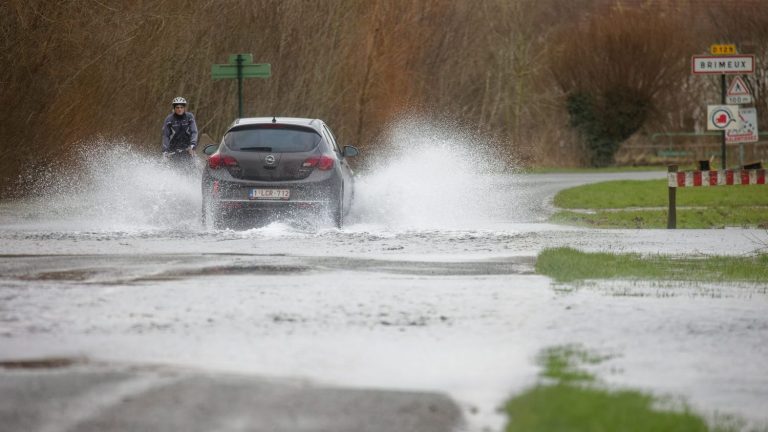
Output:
[211,53,271,118]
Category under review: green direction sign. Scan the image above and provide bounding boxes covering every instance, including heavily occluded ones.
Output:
[211,63,271,80]
[211,53,271,118]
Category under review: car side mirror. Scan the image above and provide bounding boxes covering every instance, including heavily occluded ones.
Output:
[343,145,359,158]
[203,144,219,156]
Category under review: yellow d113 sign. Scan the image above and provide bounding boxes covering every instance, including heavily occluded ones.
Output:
[710,44,737,55]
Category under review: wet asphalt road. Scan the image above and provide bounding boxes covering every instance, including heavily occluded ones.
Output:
[0,362,460,432]
[2,170,767,431]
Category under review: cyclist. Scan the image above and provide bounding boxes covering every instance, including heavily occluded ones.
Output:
[162,97,198,161]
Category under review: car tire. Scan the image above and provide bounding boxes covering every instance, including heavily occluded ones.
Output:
[202,196,226,230]
[213,214,226,230]
[201,195,210,228]
[212,205,228,230]
[332,189,343,229]
[202,199,212,228]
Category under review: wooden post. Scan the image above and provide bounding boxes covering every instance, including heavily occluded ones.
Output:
[667,165,677,229]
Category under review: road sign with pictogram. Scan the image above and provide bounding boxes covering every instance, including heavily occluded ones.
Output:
[707,105,740,131]
[726,76,753,104]
[692,46,759,168]
[726,107,758,143]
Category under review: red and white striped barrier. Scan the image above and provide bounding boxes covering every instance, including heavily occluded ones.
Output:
[668,169,766,187]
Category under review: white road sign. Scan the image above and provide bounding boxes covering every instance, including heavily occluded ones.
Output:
[692,55,755,75]
[727,95,753,104]
[726,108,759,143]
[726,76,753,104]
[707,105,740,130]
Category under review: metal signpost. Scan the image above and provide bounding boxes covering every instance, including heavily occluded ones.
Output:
[211,54,271,118]
[691,52,755,168]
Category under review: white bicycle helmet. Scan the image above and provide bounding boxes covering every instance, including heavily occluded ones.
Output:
[171,96,187,106]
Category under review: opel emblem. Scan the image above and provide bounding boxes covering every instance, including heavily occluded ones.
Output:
[265,154,276,165]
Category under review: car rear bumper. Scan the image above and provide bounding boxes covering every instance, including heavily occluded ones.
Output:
[203,171,340,203]
[215,198,331,209]
[211,200,334,227]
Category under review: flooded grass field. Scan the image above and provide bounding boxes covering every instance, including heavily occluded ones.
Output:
[1,126,767,431]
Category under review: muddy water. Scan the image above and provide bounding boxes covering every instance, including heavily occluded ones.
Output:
[1,139,767,431]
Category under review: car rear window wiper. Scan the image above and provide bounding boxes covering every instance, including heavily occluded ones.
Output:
[239,146,273,152]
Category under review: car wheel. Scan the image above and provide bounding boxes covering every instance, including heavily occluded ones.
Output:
[200,198,211,229]
[332,190,343,229]
[213,213,227,230]
[212,205,229,230]
[202,196,226,230]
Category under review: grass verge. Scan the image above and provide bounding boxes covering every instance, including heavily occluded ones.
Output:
[524,166,667,174]
[535,247,768,283]
[554,179,768,209]
[551,208,768,229]
[505,346,747,432]
[551,179,768,228]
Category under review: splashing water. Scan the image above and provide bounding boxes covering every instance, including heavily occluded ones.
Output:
[4,120,532,234]
[9,138,202,232]
[349,118,530,230]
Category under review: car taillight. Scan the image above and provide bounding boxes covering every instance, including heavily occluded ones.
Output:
[208,153,239,169]
[302,155,335,170]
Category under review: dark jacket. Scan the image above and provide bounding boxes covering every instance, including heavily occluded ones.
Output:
[162,112,198,152]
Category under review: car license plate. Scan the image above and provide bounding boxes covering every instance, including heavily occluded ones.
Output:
[249,189,290,200]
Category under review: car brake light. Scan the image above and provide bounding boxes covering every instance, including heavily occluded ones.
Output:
[302,155,335,170]
[208,153,239,169]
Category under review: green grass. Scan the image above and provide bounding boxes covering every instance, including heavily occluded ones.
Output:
[551,179,768,228]
[505,346,746,432]
[554,179,768,209]
[552,207,768,229]
[535,247,768,283]
[524,166,667,174]
[537,345,608,383]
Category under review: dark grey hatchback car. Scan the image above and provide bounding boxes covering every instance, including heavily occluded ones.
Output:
[201,117,358,229]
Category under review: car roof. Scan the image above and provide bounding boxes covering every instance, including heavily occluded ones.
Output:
[228,117,325,132]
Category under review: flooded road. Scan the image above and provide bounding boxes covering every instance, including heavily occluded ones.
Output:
[1,141,767,431]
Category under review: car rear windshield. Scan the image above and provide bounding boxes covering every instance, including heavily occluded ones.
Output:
[224,125,322,152]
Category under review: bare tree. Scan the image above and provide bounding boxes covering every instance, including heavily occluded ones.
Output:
[549,2,692,166]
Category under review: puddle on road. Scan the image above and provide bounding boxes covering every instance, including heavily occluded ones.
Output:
[19,269,98,281]
[552,279,768,299]
[3,254,537,284]
[0,357,86,370]
[1,128,765,431]
[312,256,536,276]
[134,264,314,282]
